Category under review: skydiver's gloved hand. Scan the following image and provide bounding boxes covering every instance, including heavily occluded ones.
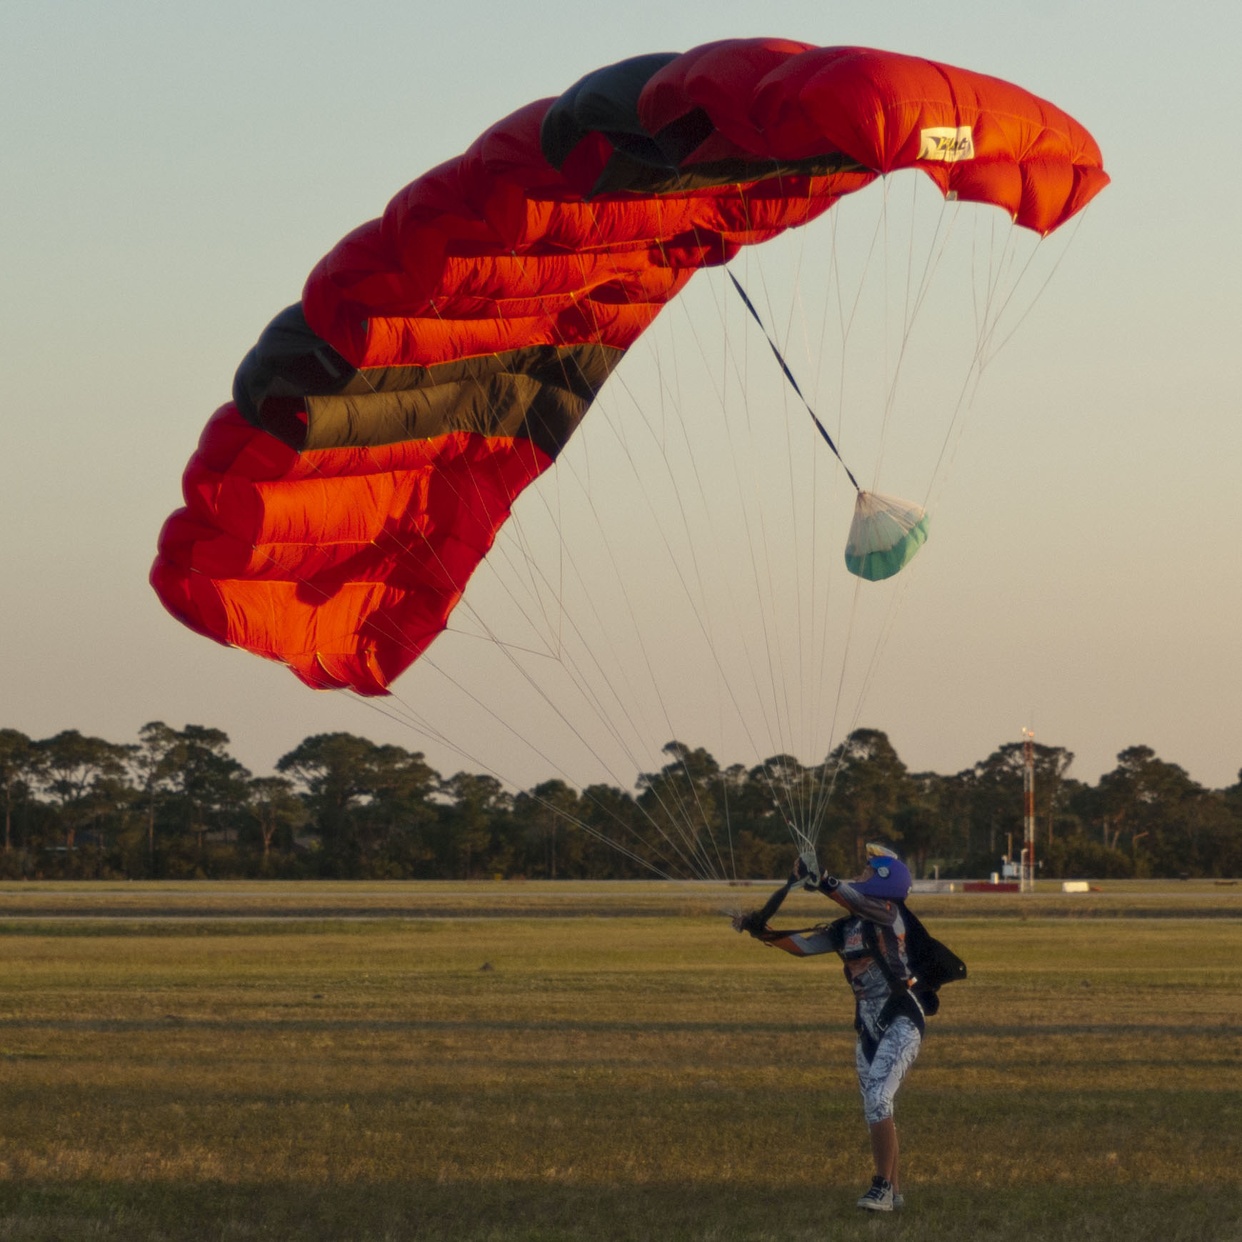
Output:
[732,909,769,938]
[740,861,809,938]
[790,854,840,896]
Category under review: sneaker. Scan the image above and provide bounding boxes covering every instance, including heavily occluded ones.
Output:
[856,1176,894,1212]
[892,1191,905,1210]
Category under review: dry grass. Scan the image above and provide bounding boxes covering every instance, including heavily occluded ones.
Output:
[0,884,1239,1240]
[2,877,1240,921]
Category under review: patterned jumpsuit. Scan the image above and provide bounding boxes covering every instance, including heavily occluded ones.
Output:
[764,880,922,1125]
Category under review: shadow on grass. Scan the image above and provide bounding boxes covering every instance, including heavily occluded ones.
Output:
[0,1179,1238,1242]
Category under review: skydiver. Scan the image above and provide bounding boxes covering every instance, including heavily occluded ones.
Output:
[732,843,924,1213]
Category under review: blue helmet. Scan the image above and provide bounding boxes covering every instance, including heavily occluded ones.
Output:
[854,843,911,900]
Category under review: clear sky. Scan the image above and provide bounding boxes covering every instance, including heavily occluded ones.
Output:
[3,0,1240,796]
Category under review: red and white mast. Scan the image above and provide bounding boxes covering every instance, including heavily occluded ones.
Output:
[1021,728,1036,894]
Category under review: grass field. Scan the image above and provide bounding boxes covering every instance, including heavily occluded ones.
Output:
[1,882,1239,1241]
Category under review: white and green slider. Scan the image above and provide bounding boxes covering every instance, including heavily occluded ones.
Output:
[845,491,930,581]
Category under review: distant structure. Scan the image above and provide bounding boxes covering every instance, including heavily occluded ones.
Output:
[1022,728,1036,893]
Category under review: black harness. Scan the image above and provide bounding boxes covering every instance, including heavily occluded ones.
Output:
[856,918,927,1063]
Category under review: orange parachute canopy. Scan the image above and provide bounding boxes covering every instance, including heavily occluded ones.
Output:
[152,40,1107,695]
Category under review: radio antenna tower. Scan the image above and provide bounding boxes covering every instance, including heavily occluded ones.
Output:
[1021,728,1036,893]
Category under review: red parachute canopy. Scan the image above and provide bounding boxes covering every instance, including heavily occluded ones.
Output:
[152,40,1108,695]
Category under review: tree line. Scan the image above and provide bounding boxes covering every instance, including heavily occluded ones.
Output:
[0,724,1239,881]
